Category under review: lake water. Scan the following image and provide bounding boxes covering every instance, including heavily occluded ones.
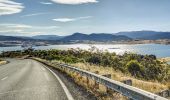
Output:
[0,44,170,58]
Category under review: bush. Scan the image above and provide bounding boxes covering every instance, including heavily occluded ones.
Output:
[126,60,144,78]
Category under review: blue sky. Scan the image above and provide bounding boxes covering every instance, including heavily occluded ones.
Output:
[0,0,170,36]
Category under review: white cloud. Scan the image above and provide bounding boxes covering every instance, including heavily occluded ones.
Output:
[21,31,43,34]
[0,24,32,33]
[0,23,60,30]
[0,29,23,33]
[0,23,60,34]
[53,18,76,22]
[21,12,50,17]
[51,0,98,5]
[53,16,92,22]
[40,2,53,5]
[34,26,60,29]
[0,0,24,16]
[1,24,32,28]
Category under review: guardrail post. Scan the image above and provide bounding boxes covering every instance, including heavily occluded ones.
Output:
[63,67,66,72]
[94,81,99,90]
[85,76,90,88]
[60,65,64,72]
[73,72,83,86]
[121,79,132,86]
[158,90,170,98]
[93,71,99,90]
[102,74,112,93]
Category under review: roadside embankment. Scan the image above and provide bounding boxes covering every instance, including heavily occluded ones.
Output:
[32,57,127,100]
[32,57,169,100]
[71,63,169,93]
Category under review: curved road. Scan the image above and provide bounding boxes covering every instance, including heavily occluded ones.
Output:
[0,59,72,100]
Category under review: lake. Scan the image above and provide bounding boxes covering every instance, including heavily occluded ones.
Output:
[0,44,170,58]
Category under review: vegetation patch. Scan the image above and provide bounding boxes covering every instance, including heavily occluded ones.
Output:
[70,62,168,93]
[0,47,169,92]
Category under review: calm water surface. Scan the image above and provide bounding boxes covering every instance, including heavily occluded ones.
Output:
[0,44,170,58]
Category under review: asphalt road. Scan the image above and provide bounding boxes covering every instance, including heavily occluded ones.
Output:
[0,59,72,100]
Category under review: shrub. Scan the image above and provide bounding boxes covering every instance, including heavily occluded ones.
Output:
[126,60,144,78]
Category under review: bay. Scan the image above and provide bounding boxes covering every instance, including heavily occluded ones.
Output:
[0,44,170,58]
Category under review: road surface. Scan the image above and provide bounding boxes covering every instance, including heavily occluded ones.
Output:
[0,59,72,100]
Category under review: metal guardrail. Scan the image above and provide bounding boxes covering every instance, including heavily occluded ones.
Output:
[36,59,167,100]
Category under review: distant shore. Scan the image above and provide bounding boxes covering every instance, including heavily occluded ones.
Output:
[0,39,170,47]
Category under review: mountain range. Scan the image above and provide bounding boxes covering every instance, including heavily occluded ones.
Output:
[31,35,64,40]
[0,35,31,41]
[0,33,131,42]
[116,31,170,39]
[0,31,170,42]
[61,33,131,41]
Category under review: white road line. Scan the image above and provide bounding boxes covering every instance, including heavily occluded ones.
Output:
[1,76,8,81]
[43,66,74,100]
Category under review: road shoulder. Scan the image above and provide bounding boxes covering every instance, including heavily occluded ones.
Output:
[45,65,97,100]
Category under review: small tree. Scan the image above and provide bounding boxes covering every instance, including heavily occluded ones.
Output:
[126,60,144,78]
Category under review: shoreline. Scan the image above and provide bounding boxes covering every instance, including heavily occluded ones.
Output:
[0,39,170,47]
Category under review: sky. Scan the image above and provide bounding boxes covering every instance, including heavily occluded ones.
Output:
[0,0,170,36]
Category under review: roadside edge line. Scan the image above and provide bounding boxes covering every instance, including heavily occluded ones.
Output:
[43,65,74,100]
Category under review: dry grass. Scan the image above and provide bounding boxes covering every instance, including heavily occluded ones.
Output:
[0,60,7,65]
[69,68,127,100]
[70,62,168,93]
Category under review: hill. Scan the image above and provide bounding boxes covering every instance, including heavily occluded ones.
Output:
[116,31,170,40]
[32,35,64,40]
[61,33,131,41]
[143,32,170,40]
[0,35,28,41]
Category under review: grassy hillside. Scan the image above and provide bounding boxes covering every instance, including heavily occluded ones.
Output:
[70,62,168,93]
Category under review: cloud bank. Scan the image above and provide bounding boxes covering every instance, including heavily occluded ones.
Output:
[0,24,31,33]
[40,2,53,5]
[53,16,92,22]
[0,0,24,16]
[0,23,60,35]
[21,12,50,17]
[51,0,98,5]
